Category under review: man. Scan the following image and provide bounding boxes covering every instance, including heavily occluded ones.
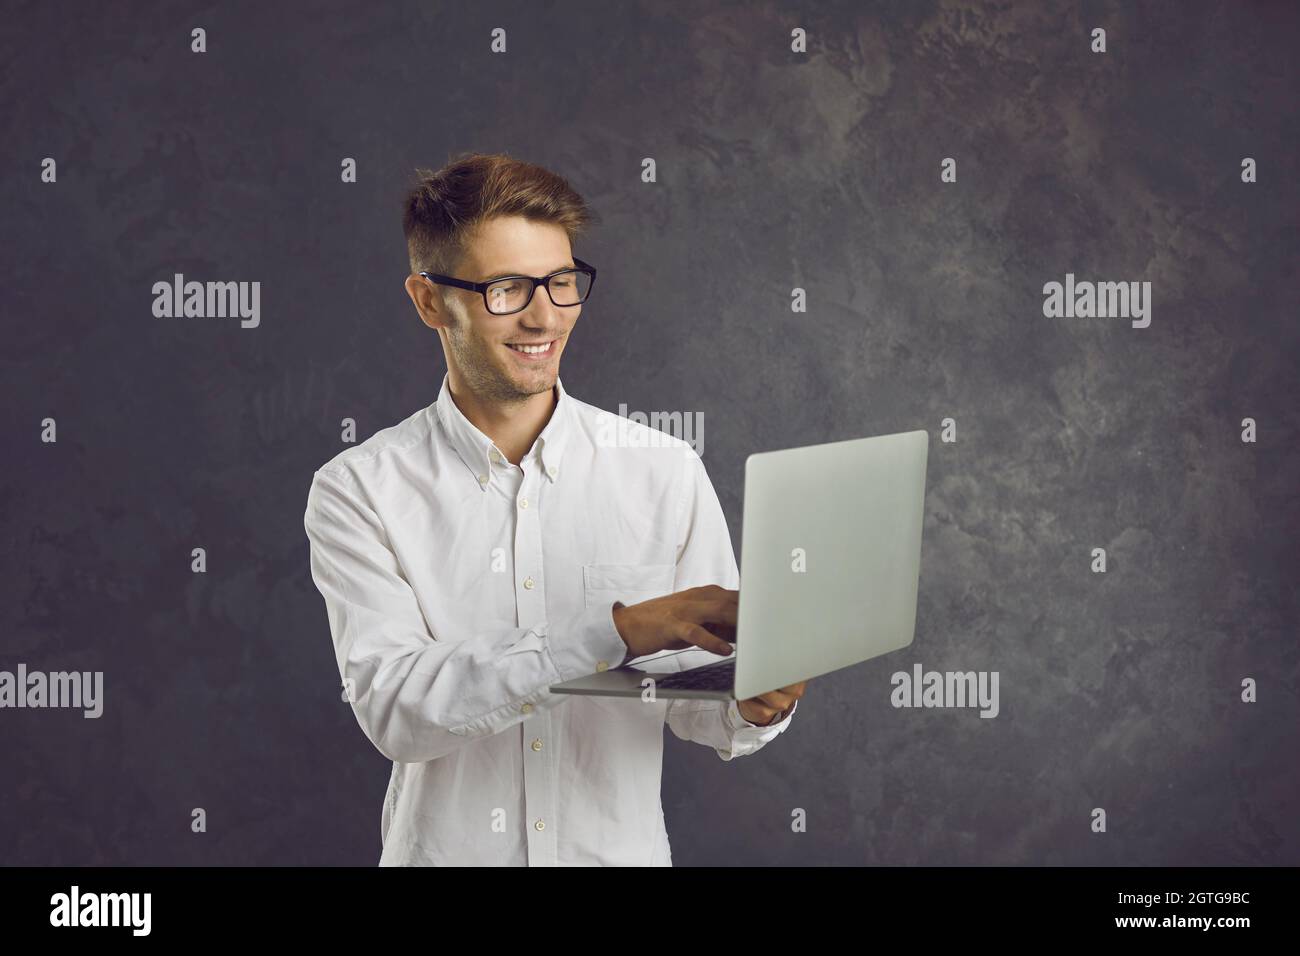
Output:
[303,152,807,866]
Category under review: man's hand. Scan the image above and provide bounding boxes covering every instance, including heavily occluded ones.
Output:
[610,585,807,725]
[611,584,739,659]
[737,681,807,726]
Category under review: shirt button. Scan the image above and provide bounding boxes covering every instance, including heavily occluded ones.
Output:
[477,474,488,486]
[523,576,535,590]
[490,449,503,464]
[547,466,558,478]
[521,702,533,714]
[595,660,610,672]
[519,497,529,509]
[531,738,543,751]
[534,819,545,831]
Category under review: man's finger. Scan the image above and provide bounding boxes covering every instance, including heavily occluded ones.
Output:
[677,621,735,657]
[737,699,783,724]
[750,690,796,712]
[701,621,737,641]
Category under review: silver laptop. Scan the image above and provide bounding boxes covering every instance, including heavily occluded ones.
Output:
[549,429,929,701]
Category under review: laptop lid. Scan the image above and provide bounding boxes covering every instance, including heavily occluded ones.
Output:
[731,429,929,700]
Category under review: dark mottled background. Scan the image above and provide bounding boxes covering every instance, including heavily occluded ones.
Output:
[2,0,1296,865]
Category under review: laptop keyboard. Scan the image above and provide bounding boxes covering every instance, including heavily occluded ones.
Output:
[642,657,736,692]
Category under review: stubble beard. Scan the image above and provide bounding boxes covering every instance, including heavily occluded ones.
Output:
[449,324,553,408]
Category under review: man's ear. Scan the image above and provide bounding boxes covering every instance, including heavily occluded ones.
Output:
[405,274,449,331]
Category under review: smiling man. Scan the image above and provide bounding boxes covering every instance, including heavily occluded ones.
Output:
[303,151,805,866]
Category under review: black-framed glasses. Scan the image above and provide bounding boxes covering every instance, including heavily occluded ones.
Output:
[420,257,597,316]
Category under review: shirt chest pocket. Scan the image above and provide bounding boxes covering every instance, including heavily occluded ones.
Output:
[582,562,676,608]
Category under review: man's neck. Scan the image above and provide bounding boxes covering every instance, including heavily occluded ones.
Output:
[447,378,557,466]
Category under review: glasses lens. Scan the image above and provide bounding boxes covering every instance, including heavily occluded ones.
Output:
[485,278,532,315]
[546,269,593,307]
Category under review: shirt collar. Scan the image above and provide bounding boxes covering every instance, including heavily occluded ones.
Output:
[433,372,570,489]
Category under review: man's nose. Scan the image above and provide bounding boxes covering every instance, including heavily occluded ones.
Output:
[524,293,570,328]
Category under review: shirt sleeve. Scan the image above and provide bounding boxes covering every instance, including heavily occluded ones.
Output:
[304,468,629,765]
[662,447,796,760]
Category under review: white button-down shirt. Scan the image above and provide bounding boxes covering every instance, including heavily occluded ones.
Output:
[304,372,796,866]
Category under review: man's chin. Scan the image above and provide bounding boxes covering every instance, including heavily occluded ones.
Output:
[498,362,557,397]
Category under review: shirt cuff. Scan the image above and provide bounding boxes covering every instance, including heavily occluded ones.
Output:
[544,601,631,682]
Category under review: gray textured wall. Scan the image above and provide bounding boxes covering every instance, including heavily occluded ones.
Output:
[2,0,1296,865]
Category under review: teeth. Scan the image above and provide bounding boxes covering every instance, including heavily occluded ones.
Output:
[509,342,550,354]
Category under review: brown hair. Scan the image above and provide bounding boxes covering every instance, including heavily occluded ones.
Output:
[402,152,599,287]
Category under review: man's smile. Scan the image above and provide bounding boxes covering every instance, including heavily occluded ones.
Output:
[504,339,558,360]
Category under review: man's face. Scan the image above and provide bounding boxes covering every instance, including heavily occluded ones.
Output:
[420,215,582,405]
